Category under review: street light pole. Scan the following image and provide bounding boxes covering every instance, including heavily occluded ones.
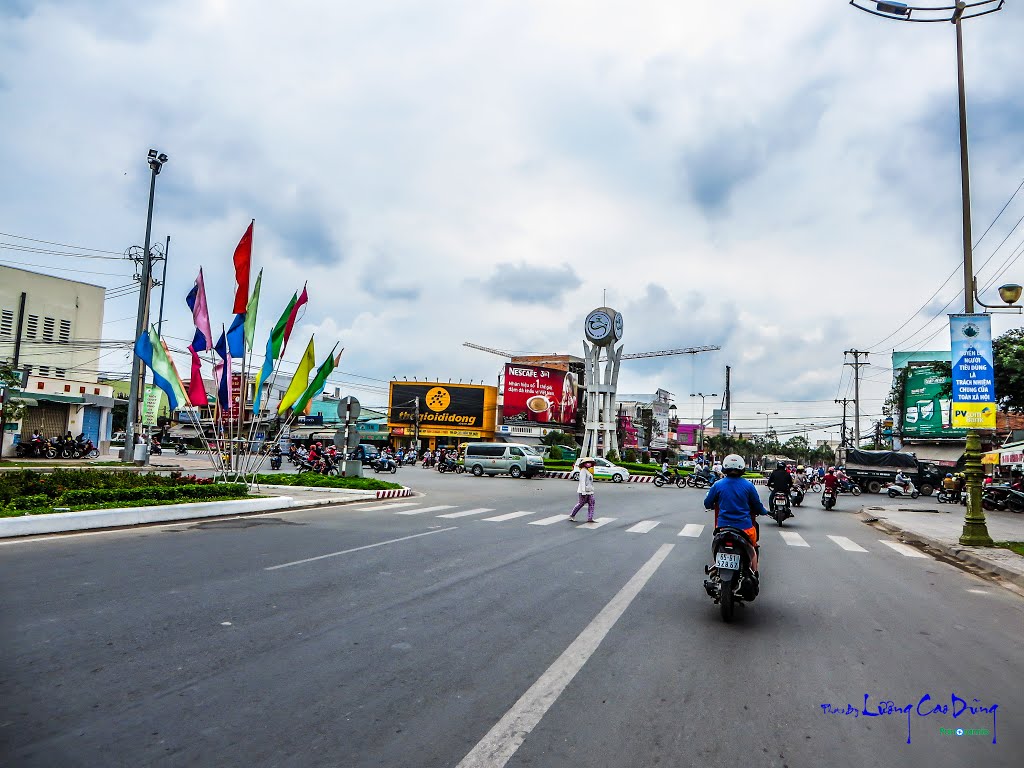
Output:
[123,149,168,462]
[690,392,717,450]
[757,411,778,435]
[848,0,1003,545]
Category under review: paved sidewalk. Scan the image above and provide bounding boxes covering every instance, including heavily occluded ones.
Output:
[859,503,1024,589]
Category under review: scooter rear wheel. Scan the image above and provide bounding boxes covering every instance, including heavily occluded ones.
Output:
[720,584,735,623]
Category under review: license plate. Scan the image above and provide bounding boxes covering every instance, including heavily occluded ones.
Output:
[715,552,741,570]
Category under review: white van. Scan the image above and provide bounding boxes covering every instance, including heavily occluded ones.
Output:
[463,443,545,479]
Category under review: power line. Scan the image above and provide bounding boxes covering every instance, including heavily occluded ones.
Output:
[0,230,125,256]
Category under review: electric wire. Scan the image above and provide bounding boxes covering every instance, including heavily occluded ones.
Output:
[0,231,125,256]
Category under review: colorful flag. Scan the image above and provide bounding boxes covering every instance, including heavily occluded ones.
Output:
[187,346,208,407]
[214,328,231,411]
[291,344,341,414]
[134,327,189,411]
[226,313,246,358]
[277,337,316,415]
[185,269,213,352]
[283,283,308,348]
[232,220,254,314]
[252,291,299,414]
[243,269,262,351]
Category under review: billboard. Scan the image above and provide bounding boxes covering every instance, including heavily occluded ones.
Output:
[902,365,964,438]
[950,314,997,429]
[502,364,578,426]
[388,382,498,438]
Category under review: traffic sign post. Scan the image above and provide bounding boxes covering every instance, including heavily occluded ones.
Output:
[335,396,363,477]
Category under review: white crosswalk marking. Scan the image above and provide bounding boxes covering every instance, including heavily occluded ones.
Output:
[436,508,495,519]
[879,540,929,558]
[779,531,809,547]
[577,517,615,529]
[395,505,455,515]
[678,524,705,538]
[483,511,537,522]
[626,521,660,534]
[828,535,868,552]
[530,515,570,526]
[355,502,420,511]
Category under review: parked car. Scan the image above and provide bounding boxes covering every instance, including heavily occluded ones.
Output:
[571,456,630,483]
[463,442,544,478]
[348,444,380,465]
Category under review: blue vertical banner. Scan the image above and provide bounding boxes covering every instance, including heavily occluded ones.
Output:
[949,313,996,429]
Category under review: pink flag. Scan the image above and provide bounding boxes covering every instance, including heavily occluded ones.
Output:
[283,283,308,348]
[188,346,208,407]
[185,269,213,352]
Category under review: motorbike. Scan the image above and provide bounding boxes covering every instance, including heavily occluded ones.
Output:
[686,469,716,489]
[403,453,418,465]
[269,449,283,470]
[937,486,962,504]
[703,526,760,622]
[15,436,53,459]
[822,487,839,510]
[884,481,919,499]
[982,486,1024,513]
[74,438,100,459]
[436,456,459,474]
[148,440,163,456]
[768,489,793,526]
[373,456,399,474]
[789,485,805,507]
[653,468,686,488]
[839,478,862,496]
[173,441,188,455]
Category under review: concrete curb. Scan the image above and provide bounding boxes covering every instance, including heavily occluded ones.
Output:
[857,509,1024,589]
[252,483,412,499]
[0,496,291,538]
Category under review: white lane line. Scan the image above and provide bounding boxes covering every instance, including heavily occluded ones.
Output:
[395,505,454,516]
[879,540,930,559]
[264,528,457,570]
[529,515,570,526]
[455,543,674,768]
[678,524,704,538]
[626,521,660,534]
[353,502,420,511]
[827,535,868,552]
[482,511,536,522]
[577,517,615,529]
[779,531,809,547]
[436,508,494,519]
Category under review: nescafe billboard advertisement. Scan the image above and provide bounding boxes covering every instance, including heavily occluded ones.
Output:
[503,364,579,426]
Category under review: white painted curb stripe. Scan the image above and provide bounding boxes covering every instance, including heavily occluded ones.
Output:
[353,502,420,511]
[482,511,536,522]
[879,540,929,558]
[678,524,704,538]
[576,517,615,529]
[626,521,660,534]
[395,505,455,515]
[455,543,674,768]
[779,531,809,547]
[436,508,494,519]
[264,527,458,570]
[828,535,867,552]
[529,515,570,526]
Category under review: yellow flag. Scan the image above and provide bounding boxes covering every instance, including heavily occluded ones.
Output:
[278,337,315,414]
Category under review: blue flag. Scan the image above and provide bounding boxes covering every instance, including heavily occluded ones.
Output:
[213,330,231,411]
[227,313,246,358]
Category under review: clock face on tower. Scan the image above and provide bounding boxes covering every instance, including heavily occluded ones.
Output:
[585,309,613,345]
[613,312,623,341]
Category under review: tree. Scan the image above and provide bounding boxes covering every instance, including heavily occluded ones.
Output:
[0,363,28,425]
[994,328,1024,413]
[541,430,577,448]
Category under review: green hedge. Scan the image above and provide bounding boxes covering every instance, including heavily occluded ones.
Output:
[250,473,402,491]
[0,468,189,506]
[58,483,247,507]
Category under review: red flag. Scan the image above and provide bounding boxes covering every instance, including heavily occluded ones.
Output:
[232,220,254,313]
[187,346,208,407]
[283,283,308,347]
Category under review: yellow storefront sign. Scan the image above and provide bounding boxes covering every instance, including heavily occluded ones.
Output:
[951,402,996,429]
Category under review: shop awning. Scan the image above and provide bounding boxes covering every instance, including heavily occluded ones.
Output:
[907,444,964,467]
[83,394,115,408]
[168,425,202,438]
[33,393,86,405]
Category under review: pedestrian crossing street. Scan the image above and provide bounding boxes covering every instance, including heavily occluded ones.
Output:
[352,502,931,558]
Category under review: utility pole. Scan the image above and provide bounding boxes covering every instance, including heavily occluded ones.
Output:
[834,398,854,448]
[0,291,28,458]
[723,365,731,432]
[124,149,168,462]
[844,350,869,446]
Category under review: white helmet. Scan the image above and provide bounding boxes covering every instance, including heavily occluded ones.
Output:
[722,454,745,473]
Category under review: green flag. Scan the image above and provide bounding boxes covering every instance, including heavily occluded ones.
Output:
[252,291,299,414]
[243,269,262,351]
[291,344,341,414]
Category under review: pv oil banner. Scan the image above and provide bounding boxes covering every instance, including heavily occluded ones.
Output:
[949,314,996,429]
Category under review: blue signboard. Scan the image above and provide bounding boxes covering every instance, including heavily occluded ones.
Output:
[949,313,996,429]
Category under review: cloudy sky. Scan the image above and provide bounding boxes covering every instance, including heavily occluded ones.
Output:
[2,0,1022,441]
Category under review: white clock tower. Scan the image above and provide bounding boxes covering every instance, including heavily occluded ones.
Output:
[581,306,624,458]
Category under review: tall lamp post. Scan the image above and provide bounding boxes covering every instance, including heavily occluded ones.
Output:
[123,149,169,462]
[756,411,779,435]
[690,392,718,450]
[849,0,1010,546]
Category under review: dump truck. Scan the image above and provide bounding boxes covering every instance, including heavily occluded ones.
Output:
[838,448,944,496]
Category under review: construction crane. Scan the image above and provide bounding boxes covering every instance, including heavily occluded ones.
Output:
[463,341,720,359]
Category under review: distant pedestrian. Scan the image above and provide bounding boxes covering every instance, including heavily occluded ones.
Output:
[569,457,597,523]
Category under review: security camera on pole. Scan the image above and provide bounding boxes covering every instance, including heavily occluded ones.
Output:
[334,395,363,477]
[580,307,624,459]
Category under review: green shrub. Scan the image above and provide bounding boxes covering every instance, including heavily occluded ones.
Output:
[605,449,620,463]
[549,444,563,461]
[58,483,247,507]
[11,494,50,510]
[250,473,402,491]
[623,448,638,463]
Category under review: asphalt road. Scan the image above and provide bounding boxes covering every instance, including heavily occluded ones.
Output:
[1,470,1021,767]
